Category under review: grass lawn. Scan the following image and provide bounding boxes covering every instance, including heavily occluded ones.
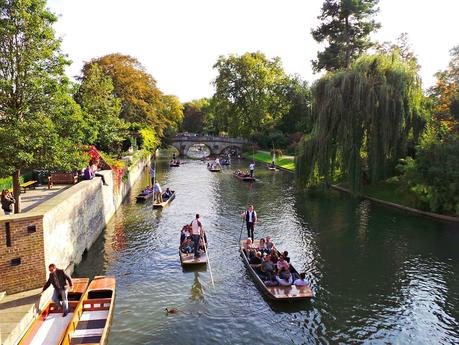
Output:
[242,150,295,171]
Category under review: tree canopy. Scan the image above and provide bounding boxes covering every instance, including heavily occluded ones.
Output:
[296,52,426,191]
[0,0,86,212]
[212,52,291,138]
[311,0,380,72]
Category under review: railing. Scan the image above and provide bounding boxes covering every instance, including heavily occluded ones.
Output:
[171,135,245,144]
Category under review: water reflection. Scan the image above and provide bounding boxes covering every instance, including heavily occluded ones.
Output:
[73,155,459,345]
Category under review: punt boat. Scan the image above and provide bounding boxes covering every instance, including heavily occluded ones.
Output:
[153,191,176,208]
[207,166,222,172]
[61,276,116,345]
[169,161,181,167]
[179,230,208,266]
[240,239,314,301]
[135,191,153,202]
[267,165,277,171]
[233,172,256,182]
[18,278,89,345]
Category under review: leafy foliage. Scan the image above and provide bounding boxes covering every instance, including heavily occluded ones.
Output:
[0,0,86,211]
[75,63,126,153]
[212,52,291,138]
[398,124,459,215]
[296,53,426,191]
[311,0,380,72]
[181,98,211,134]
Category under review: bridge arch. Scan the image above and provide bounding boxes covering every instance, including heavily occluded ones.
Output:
[170,135,246,157]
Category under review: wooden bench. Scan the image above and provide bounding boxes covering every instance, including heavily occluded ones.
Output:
[20,180,38,193]
[48,172,78,189]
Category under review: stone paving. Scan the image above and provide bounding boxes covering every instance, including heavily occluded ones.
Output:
[13,184,70,213]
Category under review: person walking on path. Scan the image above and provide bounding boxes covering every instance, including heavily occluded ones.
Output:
[249,162,255,177]
[241,205,257,240]
[190,214,203,258]
[153,180,163,203]
[1,189,15,215]
[40,264,73,317]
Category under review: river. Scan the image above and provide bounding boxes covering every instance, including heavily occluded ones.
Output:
[74,155,459,345]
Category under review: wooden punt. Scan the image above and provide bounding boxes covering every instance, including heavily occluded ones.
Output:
[18,278,89,345]
[169,161,181,167]
[207,166,222,172]
[267,165,277,171]
[153,191,175,208]
[135,191,153,202]
[179,236,208,266]
[240,239,314,301]
[233,172,256,182]
[61,276,116,345]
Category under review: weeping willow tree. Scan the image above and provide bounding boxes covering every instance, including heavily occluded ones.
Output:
[296,52,426,191]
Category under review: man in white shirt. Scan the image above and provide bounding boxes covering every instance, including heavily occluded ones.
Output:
[153,180,163,203]
[240,205,257,240]
[190,214,203,258]
[249,162,255,177]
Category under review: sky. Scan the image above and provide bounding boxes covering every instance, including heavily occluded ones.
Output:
[47,0,458,103]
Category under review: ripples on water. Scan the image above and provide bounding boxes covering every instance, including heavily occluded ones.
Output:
[74,157,459,345]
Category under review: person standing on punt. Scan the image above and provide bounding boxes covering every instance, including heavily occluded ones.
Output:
[241,205,257,240]
[40,263,73,317]
[191,214,203,258]
[153,180,163,203]
[249,162,255,177]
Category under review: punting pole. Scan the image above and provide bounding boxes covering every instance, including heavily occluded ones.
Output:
[202,229,215,287]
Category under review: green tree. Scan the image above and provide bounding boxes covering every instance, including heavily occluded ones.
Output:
[181,98,210,134]
[212,52,291,138]
[83,54,182,139]
[75,63,125,153]
[296,53,426,191]
[311,0,380,72]
[0,0,86,213]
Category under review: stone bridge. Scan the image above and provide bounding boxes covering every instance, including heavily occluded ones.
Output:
[170,135,246,156]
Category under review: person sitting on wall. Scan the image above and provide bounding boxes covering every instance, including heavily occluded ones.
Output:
[83,165,94,180]
[90,160,108,186]
[40,263,73,317]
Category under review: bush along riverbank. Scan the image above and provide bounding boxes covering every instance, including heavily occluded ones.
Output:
[244,150,458,223]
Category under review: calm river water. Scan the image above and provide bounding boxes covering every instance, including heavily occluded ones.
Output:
[74,155,459,345]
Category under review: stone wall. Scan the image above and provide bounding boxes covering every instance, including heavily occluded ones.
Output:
[0,155,150,294]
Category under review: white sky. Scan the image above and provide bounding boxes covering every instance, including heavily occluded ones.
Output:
[47,0,458,103]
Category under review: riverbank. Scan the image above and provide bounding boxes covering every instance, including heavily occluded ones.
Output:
[241,150,295,171]
[245,150,459,223]
[0,153,150,345]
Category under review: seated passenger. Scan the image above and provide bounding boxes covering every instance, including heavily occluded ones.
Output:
[264,275,279,287]
[266,236,275,253]
[249,251,263,267]
[140,185,152,196]
[257,238,267,253]
[180,238,193,253]
[283,250,291,263]
[277,255,289,271]
[293,272,308,286]
[276,270,293,286]
[180,225,191,243]
[270,252,279,264]
[260,254,275,280]
[163,188,172,199]
[243,237,255,252]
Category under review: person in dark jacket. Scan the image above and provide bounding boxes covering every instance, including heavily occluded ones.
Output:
[1,189,15,215]
[40,263,73,317]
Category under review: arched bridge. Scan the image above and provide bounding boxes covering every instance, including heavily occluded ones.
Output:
[170,135,246,156]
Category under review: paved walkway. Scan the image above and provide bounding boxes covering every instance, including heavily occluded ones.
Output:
[17,185,70,213]
[0,288,51,345]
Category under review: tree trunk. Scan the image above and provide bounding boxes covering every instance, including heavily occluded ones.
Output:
[13,170,21,214]
[344,16,351,69]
